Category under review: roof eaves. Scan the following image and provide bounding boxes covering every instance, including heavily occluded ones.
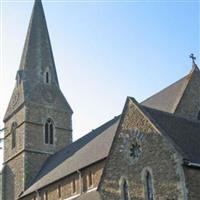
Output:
[183,159,200,169]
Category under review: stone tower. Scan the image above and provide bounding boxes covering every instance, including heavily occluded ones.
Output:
[2,0,73,199]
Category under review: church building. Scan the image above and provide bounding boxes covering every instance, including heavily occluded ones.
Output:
[1,0,200,200]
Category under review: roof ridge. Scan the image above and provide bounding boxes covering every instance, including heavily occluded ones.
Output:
[141,73,190,104]
[142,105,200,124]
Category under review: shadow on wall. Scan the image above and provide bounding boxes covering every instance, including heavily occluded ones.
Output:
[2,165,15,200]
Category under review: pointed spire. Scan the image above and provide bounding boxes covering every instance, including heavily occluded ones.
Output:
[19,0,59,86]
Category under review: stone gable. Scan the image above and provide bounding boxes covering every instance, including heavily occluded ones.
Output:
[99,98,187,200]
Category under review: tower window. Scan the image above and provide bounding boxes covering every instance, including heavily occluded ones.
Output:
[11,122,17,149]
[146,171,154,200]
[45,118,54,145]
[46,72,49,83]
[197,111,200,120]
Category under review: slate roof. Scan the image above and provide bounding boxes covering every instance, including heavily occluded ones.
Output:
[143,106,200,162]
[141,74,191,113]
[21,116,120,197]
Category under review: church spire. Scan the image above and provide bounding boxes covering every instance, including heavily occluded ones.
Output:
[19,0,59,86]
[4,0,74,122]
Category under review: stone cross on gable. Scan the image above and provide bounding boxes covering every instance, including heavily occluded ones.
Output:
[190,53,196,64]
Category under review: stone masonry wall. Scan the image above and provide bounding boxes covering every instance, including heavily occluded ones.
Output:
[183,166,200,200]
[20,160,105,200]
[3,101,72,200]
[4,108,25,161]
[25,103,72,153]
[3,153,25,200]
[23,103,72,190]
[3,108,26,200]
[99,99,187,200]
[24,152,50,189]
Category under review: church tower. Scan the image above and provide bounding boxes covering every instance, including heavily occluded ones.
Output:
[2,0,73,199]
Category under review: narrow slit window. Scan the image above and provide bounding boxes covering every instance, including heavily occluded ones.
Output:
[72,179,76,194]
[45,122,49,144]
[46,72,49,83]
[58,185,62,198]
[50,123,54,144]
[122,180,129,200]
[44,191,48,200]
[88,171,93,188]
[11,122,17,149]
[146,171,154,200]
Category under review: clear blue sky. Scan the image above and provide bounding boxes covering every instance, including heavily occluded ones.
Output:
[0,0,199,167]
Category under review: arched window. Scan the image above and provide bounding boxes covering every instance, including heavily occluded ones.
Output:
[146,171,154,200]
[123,180,129,200]
[120,178,130,200]
[45,119,54,145]
[11,122,17,149]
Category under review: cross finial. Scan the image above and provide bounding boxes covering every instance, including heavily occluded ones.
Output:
[189,53,196,64]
